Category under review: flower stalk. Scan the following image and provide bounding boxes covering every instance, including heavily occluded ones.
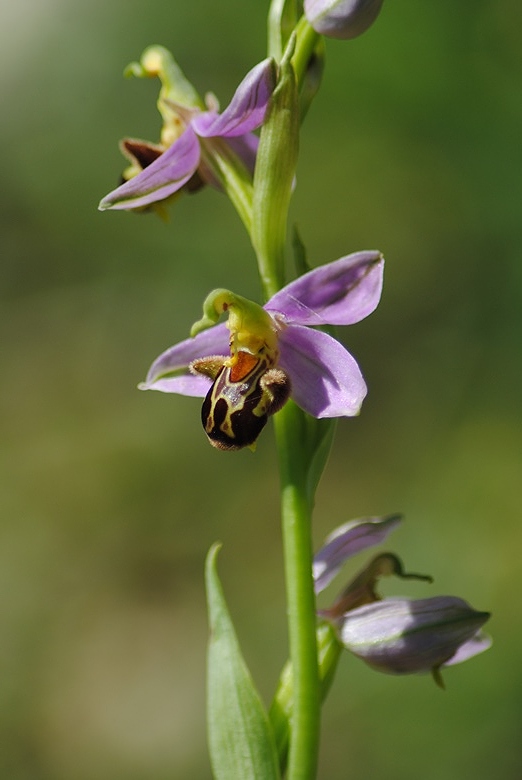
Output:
[273,402,321,779]
[254,30,321,780]
[291,16,320,85]
[268,0,299,61]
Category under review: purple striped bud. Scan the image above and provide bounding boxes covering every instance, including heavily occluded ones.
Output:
[340,596,491,686]
[304,0,384,40]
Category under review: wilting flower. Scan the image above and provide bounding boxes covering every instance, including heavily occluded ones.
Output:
[314,515,492,686]
[304,0,384,40]
[139,250,384,449]
[99,48,276,212]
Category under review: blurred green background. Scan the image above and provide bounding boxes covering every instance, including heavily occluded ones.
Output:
[1,1,521,778]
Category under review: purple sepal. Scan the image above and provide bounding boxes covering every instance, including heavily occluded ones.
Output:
[266,251,384,326]
[313,515,402,593]
[99,126,201,210]
[141,373,212,398]
[340,596,491,675]
[443,631,492,666]
[140,322,229,395]
[278,324,367,418]
[192,59,276,138]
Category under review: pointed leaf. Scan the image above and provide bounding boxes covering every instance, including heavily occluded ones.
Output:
[206,544,281,780]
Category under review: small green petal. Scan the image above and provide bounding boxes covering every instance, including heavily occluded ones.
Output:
[124,45,203,110]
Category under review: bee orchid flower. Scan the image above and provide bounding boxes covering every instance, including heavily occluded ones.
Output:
[99,47,276,212]
[139,250,384,449]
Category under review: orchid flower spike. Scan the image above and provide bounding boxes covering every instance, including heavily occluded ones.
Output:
[99,46,276,212]
[140,250,384,449]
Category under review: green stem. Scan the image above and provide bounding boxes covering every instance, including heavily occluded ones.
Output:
[248,16,327,779]
[269,623,343,774]
[253,45,299,300]
[291,16,320,85]
[273,402,320,780]
[267,0,298,61]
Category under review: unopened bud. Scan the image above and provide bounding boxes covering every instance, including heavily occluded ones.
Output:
[304,0,384,40]
[340,596,491,685]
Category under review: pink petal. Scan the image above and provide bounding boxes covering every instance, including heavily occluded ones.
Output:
[191,58,276,138]
[140,322,229,396]
[99,126,201,211]
[142,374,213,397]
[313,515,402,593]
[278,324,367,418]
[266,250,384,326]
[443,631,492,667]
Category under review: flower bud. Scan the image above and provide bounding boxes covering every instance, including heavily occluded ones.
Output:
[304,0,384,40]
[340,596,491,685]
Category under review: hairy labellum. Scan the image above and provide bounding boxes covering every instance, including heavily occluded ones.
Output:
[194,352,290,450]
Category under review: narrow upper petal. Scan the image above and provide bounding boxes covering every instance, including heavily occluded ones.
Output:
[191,58,276,138]
[99,126,201,211]
[277,323,367,417]
[139,322,229,397]
[266,250,384,326]
[313,515,402,593]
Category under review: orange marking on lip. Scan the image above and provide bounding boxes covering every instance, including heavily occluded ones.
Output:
[230,351,259,382]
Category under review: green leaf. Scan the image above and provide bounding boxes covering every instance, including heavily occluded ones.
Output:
[205,543,281,780]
